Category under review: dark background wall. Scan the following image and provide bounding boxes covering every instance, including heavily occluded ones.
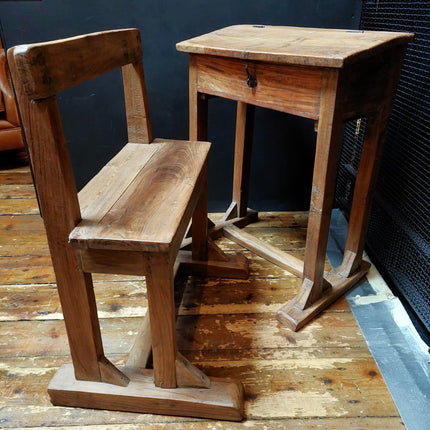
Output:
[0,0,361,211]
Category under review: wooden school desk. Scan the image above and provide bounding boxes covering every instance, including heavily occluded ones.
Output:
[177,25,413,330]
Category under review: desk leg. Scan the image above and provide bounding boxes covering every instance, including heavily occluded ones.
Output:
[189,58,257,229]
[297,70,344,310]
[225,102,255,220]
[189,57,212,232]
[186,57,249,279]
[189,57,208,142]
[277,69,354,330]
[337,110,388,277]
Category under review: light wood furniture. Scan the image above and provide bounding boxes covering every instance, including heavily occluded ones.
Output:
[177,25,413,330]
[1,163,407,429]
[8,28,248,421]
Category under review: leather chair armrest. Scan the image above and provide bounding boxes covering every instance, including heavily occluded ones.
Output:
[0,49,20,126]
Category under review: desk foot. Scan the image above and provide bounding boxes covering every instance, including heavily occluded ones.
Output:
[277,261,371,331]
[231,208,259,228]
[222,203,259,227]
[207,208,258,240]
[48,364,244,421]
[177,239,249,279]
[180,210,258,248]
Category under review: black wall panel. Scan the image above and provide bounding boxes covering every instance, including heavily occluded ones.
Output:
[0,0,360,210]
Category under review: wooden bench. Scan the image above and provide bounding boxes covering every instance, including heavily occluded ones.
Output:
[8,28,247,420]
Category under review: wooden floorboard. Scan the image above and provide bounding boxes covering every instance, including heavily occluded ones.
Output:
[0,160,404,428]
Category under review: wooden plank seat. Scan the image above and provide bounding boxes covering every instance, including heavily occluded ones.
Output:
[70,140,209,253]
[8,28,247,421]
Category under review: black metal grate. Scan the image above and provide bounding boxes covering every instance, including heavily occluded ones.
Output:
[336,1,430,335]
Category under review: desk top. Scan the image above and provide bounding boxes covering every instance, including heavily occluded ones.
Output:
[176,25,413,68]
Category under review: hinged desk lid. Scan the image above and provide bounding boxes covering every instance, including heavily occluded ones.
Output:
[176,25,413,68]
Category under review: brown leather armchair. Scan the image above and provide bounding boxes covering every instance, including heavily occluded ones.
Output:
[0,47,25,153]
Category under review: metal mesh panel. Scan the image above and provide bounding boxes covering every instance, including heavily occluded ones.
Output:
[336,0,430,334]
[336,119,366,210]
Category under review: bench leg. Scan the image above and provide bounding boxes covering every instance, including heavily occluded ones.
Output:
[192,164,209,261]
[145,254,178,388]
[49,247,244,420]
[179,165,249,279]
[50,245,128,386]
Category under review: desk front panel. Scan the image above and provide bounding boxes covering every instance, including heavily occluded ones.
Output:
[192,54,325,120]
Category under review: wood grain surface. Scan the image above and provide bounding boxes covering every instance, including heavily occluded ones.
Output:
[69,141,210,253]
[177,25,413,68]
[10,29,142,99]
[182,24,412,332]
[0,165,404,428]
[8,29,248,418]
[194,54,323,119]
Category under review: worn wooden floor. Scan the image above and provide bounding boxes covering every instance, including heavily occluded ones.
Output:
[0,154,404,429]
